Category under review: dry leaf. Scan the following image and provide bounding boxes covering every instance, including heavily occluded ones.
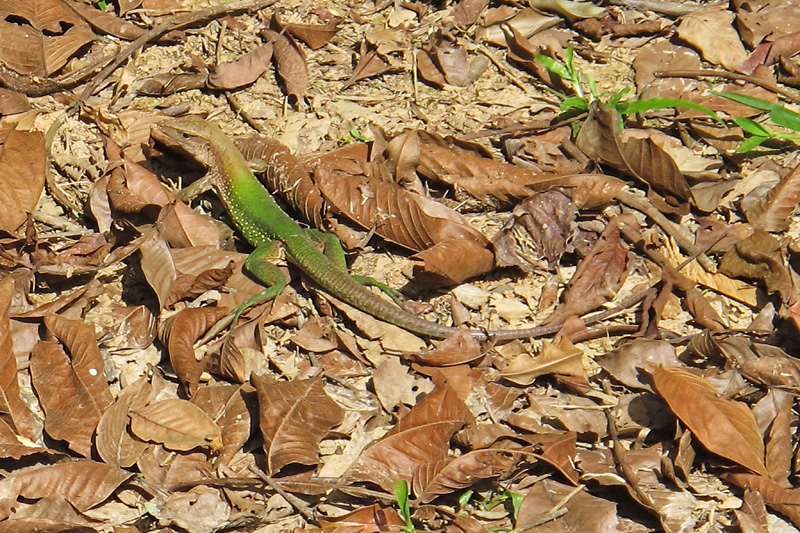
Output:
[0,0,95,76]
[252,375,344,475]
[499,335,586,385]
[346,382,473,491]
[653,366,767,476]
[0,128,45,235]
[130,398,222,452]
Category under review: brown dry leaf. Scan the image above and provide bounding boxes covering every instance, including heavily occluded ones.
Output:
[316,146,491,252]
[160,307,230,397]
[476,7,560,46]
[517,478,618,532]
[412,239,495,287]
[676,9,748,71]
[761,390,793,486]
[207,44,273,90]
[742,161,800,232]
[64,0,146,41]
[0,128,45,235]
[0,461,131,519]
[263,17,308,106]
[373,357,434,413]
[736,1,800,47]
[723,472,800,528]
[0,0,95,76]
[0,417,45,460]
[343,41,394,89]
[653,366,767,476]
[417,35,486,87]
[130,398,222,452]
[575,16,666,40]
[576,101,690,208]
[191,385,253,468]
[418,130,567,206]
[415,448,517,503]
[0,88,29,115]
[285,19,339,50]
[139,231,177,311]
[491,189,577,272]
[499,335,586,386]
[43,314,113,411]
[95,377,153,468]
[408,329,483,366]
[0,278,38,441]
[598,339,683,391]
[529,0,605,21]
[171,246,267,312]
[718,229,795,303]
[346,382,473,491]
[545,216,630,324]
[386,129,422,186]
[120,154,220,248]
[317,503,406,531]
[252,375,344,475]
[30,340,102,458]
[450,0,489,27]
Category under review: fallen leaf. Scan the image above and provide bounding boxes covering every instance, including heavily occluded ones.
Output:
[653,366,767,476]
[0,128,45,235]
[30,340,102,458]
[131,398,222,452]
[252,375,344,475]
[345,382,473,491]
[499,335,586,385]
[676,9,748,71]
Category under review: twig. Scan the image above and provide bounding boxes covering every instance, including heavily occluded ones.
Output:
[614,189,716,273]
[248,465,316,522]
[515,507,569,531]
[606,0,725,16]
[654,69,800,105]
[0,0,277,97]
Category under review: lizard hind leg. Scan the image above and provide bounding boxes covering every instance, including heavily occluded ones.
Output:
[235,240,289,324]
[196,240,287,344]
[303,228,408,309]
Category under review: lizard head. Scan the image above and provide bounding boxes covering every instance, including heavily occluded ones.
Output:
[151,116,218,170]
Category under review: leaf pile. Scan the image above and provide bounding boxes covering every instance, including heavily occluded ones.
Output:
[2,0,800,531]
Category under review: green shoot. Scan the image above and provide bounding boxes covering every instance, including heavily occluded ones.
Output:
[96,0,108,9]
[480,490,524,520]
[714,91,800,152]
[535,45,722,128]
[393,480,416,533]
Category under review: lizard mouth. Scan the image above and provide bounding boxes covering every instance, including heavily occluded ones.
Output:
[150,121,214,170]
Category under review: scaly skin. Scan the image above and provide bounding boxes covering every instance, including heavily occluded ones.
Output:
[156,116,567,341]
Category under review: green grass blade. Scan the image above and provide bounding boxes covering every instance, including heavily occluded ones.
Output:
[617,98,723,124]
[737,135,769,153]
[732,116,773,136]
[769,106,800,132]
[534,55,571,80]
[561,96,589,112]
[714,91,776,112]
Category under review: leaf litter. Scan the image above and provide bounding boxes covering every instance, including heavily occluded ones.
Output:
[3,0,800,531]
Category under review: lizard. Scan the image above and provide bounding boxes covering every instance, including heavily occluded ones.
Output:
[154,116,602,341]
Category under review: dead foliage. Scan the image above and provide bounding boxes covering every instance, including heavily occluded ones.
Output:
[2,0,800,531]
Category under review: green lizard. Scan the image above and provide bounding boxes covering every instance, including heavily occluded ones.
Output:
[155,116,573,341]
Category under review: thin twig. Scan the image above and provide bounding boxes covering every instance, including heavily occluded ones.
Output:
[615,189,716,273]
[0,0,277,97]
[607,0,726,17]
[654,69,800,105]
[248,465,316,522]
